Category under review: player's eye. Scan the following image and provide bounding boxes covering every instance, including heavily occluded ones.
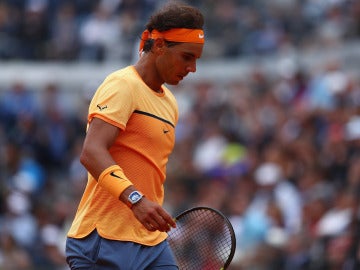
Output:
[182,54,194,62]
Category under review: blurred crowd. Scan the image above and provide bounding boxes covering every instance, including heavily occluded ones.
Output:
[0,0,359,62]
[0,0,360,270]
[1,57,360,270]
[167,58,360,269]
[0,80,88,269]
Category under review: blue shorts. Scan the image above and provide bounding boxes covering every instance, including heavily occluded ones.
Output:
[66,229,178,270]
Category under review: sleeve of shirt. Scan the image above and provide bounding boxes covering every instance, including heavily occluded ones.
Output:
[88,75,135,130]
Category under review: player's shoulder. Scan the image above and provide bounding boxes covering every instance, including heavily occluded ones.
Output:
[103,66,141,88]
[106,66,135,80]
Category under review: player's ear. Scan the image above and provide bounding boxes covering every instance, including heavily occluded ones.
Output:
[153,38,166,54]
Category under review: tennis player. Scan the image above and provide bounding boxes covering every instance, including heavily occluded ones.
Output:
[65,1,205,269]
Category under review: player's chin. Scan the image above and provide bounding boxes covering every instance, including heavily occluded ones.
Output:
[167,76,183,85]
[166,81,179,86]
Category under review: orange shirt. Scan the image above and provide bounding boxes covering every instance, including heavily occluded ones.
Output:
[67,66,178,246]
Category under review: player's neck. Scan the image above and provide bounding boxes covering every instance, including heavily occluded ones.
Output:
[134,56,163,93]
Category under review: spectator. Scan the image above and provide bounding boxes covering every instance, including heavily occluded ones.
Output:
[78,1,121,61]
[47,2,80,60]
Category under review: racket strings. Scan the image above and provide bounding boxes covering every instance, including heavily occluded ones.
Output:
[168,208,234,270]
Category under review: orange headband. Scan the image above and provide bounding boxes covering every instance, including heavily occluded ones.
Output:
[139,28,205,53]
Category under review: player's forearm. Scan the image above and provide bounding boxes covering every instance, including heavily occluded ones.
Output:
[80,142,116,179]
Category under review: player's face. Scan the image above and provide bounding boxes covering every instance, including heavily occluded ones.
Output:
[157,42,204,85]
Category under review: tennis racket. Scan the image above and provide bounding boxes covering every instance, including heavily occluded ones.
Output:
[167,206,236,270]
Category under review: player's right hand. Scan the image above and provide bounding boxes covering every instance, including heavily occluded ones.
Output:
[131,197,176,232]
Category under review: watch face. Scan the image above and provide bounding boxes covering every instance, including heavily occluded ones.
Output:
[130,192,141,202]
[129,191,143,204]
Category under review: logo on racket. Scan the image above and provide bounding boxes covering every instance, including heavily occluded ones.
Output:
[167,206,236,270]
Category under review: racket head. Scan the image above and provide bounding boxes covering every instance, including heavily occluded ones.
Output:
[167,206,236,270]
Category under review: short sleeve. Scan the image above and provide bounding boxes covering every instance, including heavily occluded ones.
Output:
[88,75,135,130]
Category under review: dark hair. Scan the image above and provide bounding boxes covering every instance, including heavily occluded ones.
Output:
[142,1,204,52]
